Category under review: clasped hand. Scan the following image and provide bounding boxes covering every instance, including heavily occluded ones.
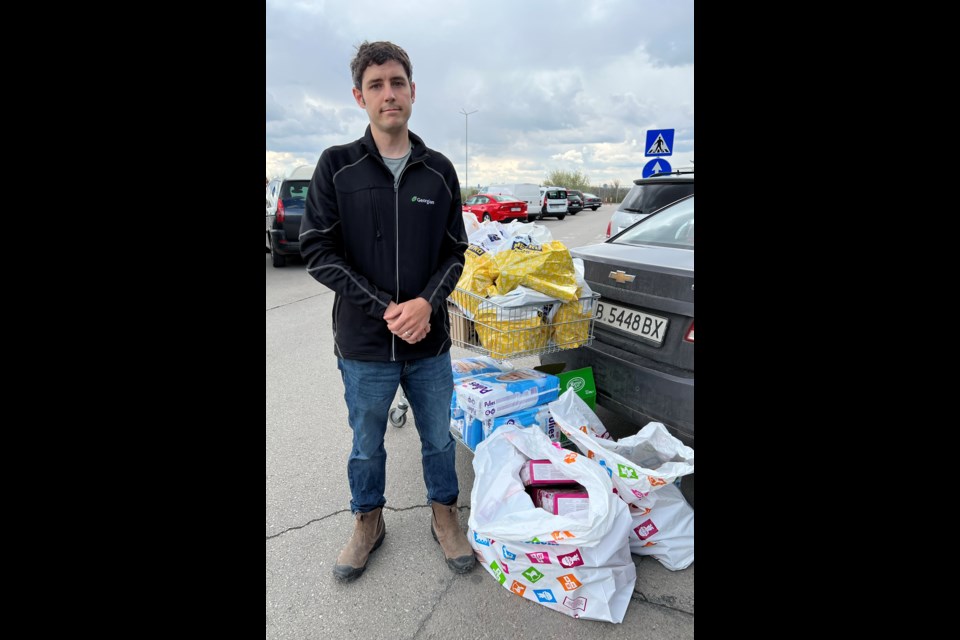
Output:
[384,298,432,344]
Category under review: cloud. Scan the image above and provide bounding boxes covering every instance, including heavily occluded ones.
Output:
[266,0,694,186]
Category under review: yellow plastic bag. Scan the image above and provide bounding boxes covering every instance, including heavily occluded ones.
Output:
[553,290,596,349]
[492,239,578,302]
[454,244,499,316]
[474,305,549,360]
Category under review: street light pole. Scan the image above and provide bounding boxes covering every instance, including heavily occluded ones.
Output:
[459,107,477,193]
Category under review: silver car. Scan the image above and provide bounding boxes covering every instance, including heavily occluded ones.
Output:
[606,170,694,238]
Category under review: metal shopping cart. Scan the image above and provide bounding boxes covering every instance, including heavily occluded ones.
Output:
[388,287,600,435]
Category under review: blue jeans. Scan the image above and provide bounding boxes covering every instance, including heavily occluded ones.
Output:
[337,352,459,514]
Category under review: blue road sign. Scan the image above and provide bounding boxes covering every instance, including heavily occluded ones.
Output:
[642,158,672,178]
[644,129,674,157]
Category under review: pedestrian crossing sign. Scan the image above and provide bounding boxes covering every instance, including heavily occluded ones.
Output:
[644,129,674,157]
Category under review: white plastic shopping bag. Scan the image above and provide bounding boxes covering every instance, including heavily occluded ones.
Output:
[549,391,694,506]
[468,425,636,622]
[549,390,695,570]
[626,483,695,570]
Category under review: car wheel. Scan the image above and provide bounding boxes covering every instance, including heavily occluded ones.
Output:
[270,238,287,268]
[556,214,566,220]
[266,232,272,253]
[592,206,599,211]
[483,213,492,222]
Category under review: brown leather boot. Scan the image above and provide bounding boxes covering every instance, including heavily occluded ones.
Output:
[430,502,476,574]
[333,507,385,582]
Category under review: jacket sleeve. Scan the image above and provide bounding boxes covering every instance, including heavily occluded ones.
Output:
[417,167,468,314]
[299,152,394,319]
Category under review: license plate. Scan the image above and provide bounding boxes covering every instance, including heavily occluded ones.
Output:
[510,207,521,211]
[595,299,668,344]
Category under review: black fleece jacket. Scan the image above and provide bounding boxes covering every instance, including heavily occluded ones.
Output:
[299,126,468,362]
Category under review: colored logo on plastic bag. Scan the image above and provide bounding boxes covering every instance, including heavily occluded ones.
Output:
[473,532,491,546]
[526,551,551,564]
[563,595,587,611]
[634,518,660,541]
[522,567,545,583]
[534,589,557,603]
[557,549,584,568]
[500,561,510,574]
[509,580,526,596]
[617,463,639,479]
[558,574,583,591]
[648,475,668,487]
[501,545,516,560]
[551,530,575,542]
[598,459,613,478]
[490,561,506,585]
[563,452,578,464]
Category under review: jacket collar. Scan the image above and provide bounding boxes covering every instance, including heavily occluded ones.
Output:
[361,125,428,162]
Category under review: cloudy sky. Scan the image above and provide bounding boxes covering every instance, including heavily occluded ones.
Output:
[266,0,693,190]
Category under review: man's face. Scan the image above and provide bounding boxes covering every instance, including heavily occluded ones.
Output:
[353,60,415,135]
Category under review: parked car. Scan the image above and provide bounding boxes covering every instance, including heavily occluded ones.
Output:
[535,187,568,220]
[606,170,694,238]
[541,194,694,444]
[581,192,602,210]
[477,184,541,215]
[266,164,314,267]
[566,189,584,214]
[463,193,528,223]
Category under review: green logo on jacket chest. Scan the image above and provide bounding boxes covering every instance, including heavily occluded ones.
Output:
[411,196,435,205]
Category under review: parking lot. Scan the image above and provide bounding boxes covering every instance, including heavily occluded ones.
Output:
[266,205,694,639]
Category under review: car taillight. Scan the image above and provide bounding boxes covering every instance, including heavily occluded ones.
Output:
[605,221,611,239]
[277,198,285,223]
[684,321,694,343]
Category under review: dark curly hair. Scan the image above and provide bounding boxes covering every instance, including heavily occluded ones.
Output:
[350,41,413,90]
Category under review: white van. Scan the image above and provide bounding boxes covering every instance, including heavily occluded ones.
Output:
[478,183,541,218]
[537,186,568,220]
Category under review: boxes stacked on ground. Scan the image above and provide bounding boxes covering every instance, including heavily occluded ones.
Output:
[452,368,560,451]
[449,357,509,449]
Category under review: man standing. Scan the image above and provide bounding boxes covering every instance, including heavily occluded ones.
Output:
[299,41,474,582]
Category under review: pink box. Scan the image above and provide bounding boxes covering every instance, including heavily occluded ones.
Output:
[519,459,580,486]
[532,486,589,516]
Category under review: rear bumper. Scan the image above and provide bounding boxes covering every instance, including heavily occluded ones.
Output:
[269,229,300,256]
[541,340,693,444]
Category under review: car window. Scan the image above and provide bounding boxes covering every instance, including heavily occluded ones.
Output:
[614,196,694,249]
[620,183,694,214]
[282,180,310,200]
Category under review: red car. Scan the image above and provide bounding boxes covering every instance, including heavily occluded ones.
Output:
[462,193,528,223]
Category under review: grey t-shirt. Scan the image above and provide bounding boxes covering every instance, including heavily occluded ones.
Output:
[381,145,412,187]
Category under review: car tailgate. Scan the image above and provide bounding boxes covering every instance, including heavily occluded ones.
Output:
[280,197,305,242]
[572,244,693,371]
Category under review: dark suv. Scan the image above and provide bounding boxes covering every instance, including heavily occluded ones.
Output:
[606,170,694,238]
[566,189,584,214]
[265,165,314,267]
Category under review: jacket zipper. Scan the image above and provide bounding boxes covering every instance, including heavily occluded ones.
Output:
[392,158,420,362]
[369,190,383,240]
